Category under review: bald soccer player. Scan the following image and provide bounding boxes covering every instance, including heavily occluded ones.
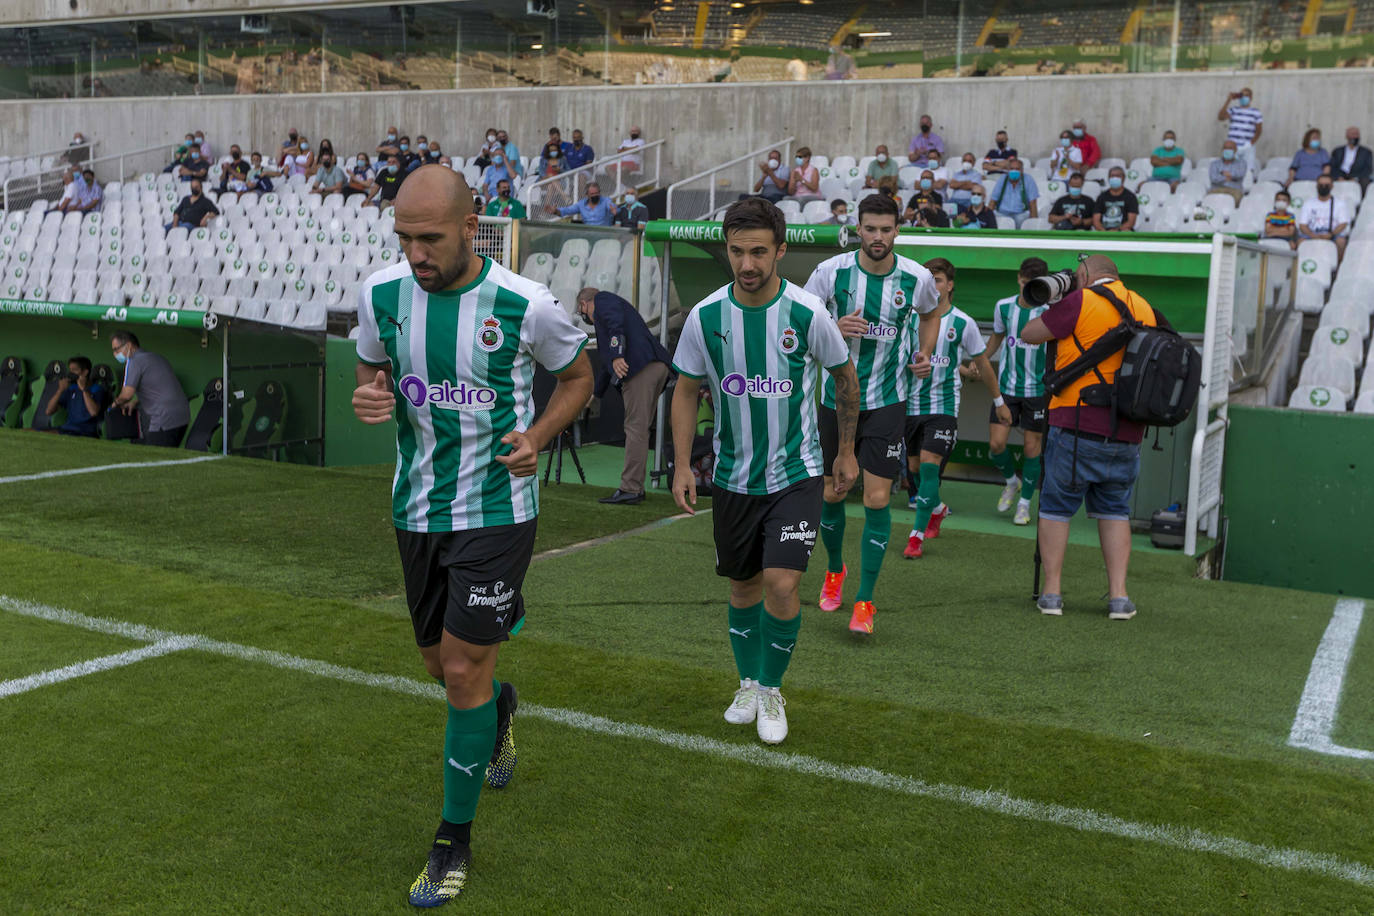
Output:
[352,165,593,907]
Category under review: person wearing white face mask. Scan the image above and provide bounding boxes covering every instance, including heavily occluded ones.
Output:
[753,149,790,202]
[613,191,649,228]
[1208,140,1246,204]
[865,144,900,188]
[787,147,822,201]
[1218,88,1262,176]
[473,127,501,170]
[946,153,983,206]
[1263,190,1298,250]
[1149,130,1186,191]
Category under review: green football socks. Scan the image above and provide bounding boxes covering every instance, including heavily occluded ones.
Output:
[856,505,891,602]
[820,499,847,574]
[990,447,1017,481]
[1021,455,1042,500]
[728,602,764,681]
[913,462,941,534]
[758,609,800,689]
[442,681,498,824]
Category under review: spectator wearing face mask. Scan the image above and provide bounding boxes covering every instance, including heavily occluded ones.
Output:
[345,154,375,199]
[309,153,347,198]
[1070,120,1101,170]
[1208,140,1246,204]
[540,128,572,173]
[1263,191,1298,250]
[1149,130,1186,190]
[556,182,616,226]
[218,145,249,194]
[1048,173,1093,231]
[54,167,102,214]
[566,130,595,170]
[908,115,943,162]
[394,136,418,173]
[1299,178,1350,260]
[474,128,501,170]
[484,179,527,219]
[989,159,1039,227]
[904,173,947,227]
[1092,167,1139,232]
[946,154,983,207]
[366,156,406,209]
[377,126,401,160]
[1218,88,1262,176]
[613,191,650,229]
[192,130,211,161]
[539,142,567,179]
[282,127,301,156]
[284,136,314,178]
[787,147,822,202]
[1289,129,1332,185]
[983,130,1017,173]
[314,138,336,174]
[953,186,996,230]
[165,180,219,231]
[921,151,948,192]
[46,356,106,438]
[176,142,209,183]
[865,144,900,189]
[1332,126,1372,190]
[1049,130,1084,180]
[820,199,850,227]
[497,130,524,178]
[615,126,646,175]
[753,149,790,202]
[483,149,516,201]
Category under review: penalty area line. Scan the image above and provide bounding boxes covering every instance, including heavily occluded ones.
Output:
[0,638,194,698]
[0,454,224,485]
[2,594,1372,889]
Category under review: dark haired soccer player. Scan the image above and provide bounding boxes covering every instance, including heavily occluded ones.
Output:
[670,196,859,745]
[803,192,939,635]
[352,165,593,907]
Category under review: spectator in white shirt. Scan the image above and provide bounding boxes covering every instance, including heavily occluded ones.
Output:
[787,147,822,201]
[54,167,101,213]
[284,137,314,178]
[606,126,646,184]
[1048,129,1084,179]
[309,154,347,198]
[1218,88,1263,176]
[919,150,949,192]
[753,149,790,202]
[1298,178,1350,260]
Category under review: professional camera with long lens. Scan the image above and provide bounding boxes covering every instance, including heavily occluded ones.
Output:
[1023,269,1078,307]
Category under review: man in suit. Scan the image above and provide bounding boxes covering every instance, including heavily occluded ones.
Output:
[576,287,673,504]
[1332,126,1372,191]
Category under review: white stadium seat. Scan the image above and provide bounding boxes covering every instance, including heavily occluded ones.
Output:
[1288,384,1348,411]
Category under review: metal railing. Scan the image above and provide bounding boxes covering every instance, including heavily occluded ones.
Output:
[666,137,794,220]
[1229,238,1297,390]
[519,138,665,219]
[3,141,174,213]
[0,141,100,185]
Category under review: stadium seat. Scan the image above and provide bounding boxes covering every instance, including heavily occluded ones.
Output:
[1288,384,1348,411]
[1297,354,1356,399]
[801,200,832,223]
[1319,299,1370,340]
[1287,180,1317,210]
[1309,325,1365,369]
[1354,389,1374,415]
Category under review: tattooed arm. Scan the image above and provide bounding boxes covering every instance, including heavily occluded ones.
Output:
[829,361,860,495]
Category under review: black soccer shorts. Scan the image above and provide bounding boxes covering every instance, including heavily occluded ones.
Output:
[819,403,906,480]
[396,520,538,648]
[989,395,1049,434]
[904,413,959,460]
[711,477,823,581]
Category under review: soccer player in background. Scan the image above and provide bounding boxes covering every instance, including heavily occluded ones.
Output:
[979,257,1051,526]
[903,258,1012,559]
[670,197,860,744]
[803,193,940,635]
[351,165,593,907]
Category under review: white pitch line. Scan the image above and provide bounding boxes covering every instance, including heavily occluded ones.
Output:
[0,638,193,698]
[0,454,223,485]
[532,508,711,562]
[2,594,1373,889]
[1288,598,1374,761]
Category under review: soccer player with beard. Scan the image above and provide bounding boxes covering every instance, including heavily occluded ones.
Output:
[802,193,940,635]
[670,197,859,745]
[351,165,593,907]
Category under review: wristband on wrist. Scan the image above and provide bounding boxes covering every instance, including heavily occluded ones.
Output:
[993,396,1005,407]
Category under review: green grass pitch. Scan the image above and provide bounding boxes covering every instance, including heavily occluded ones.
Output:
[1,429,1372,913]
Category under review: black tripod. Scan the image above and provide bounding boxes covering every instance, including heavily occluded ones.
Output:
[542,427,586,485]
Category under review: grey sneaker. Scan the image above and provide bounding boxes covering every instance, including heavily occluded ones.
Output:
[1108,597,1137,620]
[1037,593,1063,616]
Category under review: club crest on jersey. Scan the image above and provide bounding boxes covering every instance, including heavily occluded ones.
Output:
[945,327,957,341]
[477,316,505,352]
[893,290,906,308]
[779,327,799,353]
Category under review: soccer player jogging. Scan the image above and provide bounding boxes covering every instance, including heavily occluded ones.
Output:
[670,197,860,745]
[351,165,593,907]
[980,257,1051,526]
[902,258,1012,559]
[802,193,939,635]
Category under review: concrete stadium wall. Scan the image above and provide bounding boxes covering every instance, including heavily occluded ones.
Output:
[2,69,1372,185]
[2,0,392,28]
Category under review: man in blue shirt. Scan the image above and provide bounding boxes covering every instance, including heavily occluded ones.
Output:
[990,158,1039,227]
[45,356,105,437]
[566,129,595,170]
[497,130,523,178]
[557,182,616,226]
[483,151,515,201]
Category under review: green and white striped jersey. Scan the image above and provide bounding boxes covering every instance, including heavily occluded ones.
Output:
[905,305,986,418]
[992,294,1048,398]
[355,257,588,533]
[803,250,938,410]
[672,279,850,496]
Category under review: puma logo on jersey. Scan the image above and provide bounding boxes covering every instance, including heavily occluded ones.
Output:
[770,642,795,654]
[386,316,408,334]
[712,329,731,343]
[447,758,484,777]
[729,627,752,638]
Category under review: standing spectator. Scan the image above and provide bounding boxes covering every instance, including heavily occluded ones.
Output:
[218,145,249,194]
[484,179,527,219]
[904,172,944,225]
[473,128,501,170]
[787,147,822,202]
[344,153,375,199]
[1218,88,1263,175]
[45,356,106,438]
[308,153,347,198]
[483,150,515,200]
[953,186,996,230]
[165,180,218,230]
[821,199,850,226]
[1048,173,1094,231]
[376,126,401,160]
[365,156,405,209]
[556,182,616,226]
[1092,167,1139,232]
[983,130,1017,173]
[1208,140,1246,203]
[946,153,983,207]
[1332,126,1372,189]
[566,129,595,170]
[1070,119,1101,170]
[989,159,1039,227]
[284,137,313,178]
[1288,129,1332,184]
[1263,190,1298,249]
[753,150,790,202]
[865,144,900,188]
[1299,178,1350,260]
[576,286,673,505]
[1049,130,1084,179]
[908,114,944,162]
[497,130,524,178]
[1019,255,1159,620]
[613,191,650,228]
[110,331,191,448]
[1149,130,1186,190]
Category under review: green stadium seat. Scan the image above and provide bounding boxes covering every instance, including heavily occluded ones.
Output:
[25,360,66,432]
[0,356,27,428]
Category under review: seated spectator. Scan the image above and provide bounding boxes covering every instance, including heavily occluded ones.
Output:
[989,158,1039,227]
[1299,178,1350,260]
[165,180,218,230]
[821,199,850,226]
[983,130,1017,173]
[1093,167,1139,232]
[218,145,250,194]
[344,153,375,199]
[395,136,418,173]
[953,186,996,230]
[54,167,101,213]
[193,130,212,161]
[907,114,944,162]
[876,177,902,208]
[1332,126,1371,189]
[243,152,278,197]
[1071,119,1101,169]
[1149,130,1186,190]
[1208,140,1246,203]
[163,142,190,175]
[540,128,570,171]
[484,179,527,219]
[946,153,983,207]
[178,145,209,183]
[65,131,90,164]
[483,150,516,200]
[315,138,336,174]
[498,130,524,178]
[556,181,616,226]
[919,150,949,192]
[866,145,899,188]
[1047,173,1094,231]
[607,126,646,181]
[46,356,105,438]
[1263,190,1297,249]
[473,127,501,170]
[283,137,313,178]
[1049,130,1083,179]
[365,156,405,209]
[753,150,790,202]
[787,147,822,201]
[1289,129,1332,184]
[536,157,573,214]
[905,176,948,227]
[377,126,401,160]
[282,127,300,157]
[424,141,445,166]
[613,191,650,229]
[309,153,347,198]
[566,129,595,170]
[539,142,567,179]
